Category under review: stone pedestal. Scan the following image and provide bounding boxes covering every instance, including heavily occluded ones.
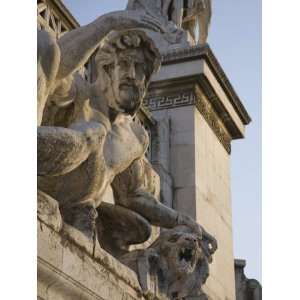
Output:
[38,218,158,300]
[145,45,251,300]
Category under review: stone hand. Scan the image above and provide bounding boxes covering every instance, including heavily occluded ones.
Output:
[177,213,203,238]
[177,213,218,257]
[202,228,218,256]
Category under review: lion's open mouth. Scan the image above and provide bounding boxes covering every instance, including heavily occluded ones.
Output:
[179,248,194,263]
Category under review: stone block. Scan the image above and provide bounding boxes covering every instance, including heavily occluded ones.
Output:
[38,220,149,300]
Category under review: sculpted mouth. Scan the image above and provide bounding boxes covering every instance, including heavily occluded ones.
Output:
[120,84,134,88]
[120,82,137,89]
[179,248,195,263]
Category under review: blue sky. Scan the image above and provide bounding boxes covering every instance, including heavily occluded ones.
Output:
[62,0,262,282]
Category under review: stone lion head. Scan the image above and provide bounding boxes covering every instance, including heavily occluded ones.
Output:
[120,225,216,299]
[150,226,210,299]
[157,230,204,277]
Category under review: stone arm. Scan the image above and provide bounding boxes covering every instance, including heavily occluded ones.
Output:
[112,157,200,231]
[112,157,218,254]
[57,10,164,80]
[38,10,164,124]
[37,123,105,177]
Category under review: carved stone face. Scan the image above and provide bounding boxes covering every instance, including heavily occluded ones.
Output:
[162,232,203,276]
[109,48,147,114]
[120,225,212,299]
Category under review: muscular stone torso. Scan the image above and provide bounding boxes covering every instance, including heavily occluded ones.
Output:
[38,113,149,208]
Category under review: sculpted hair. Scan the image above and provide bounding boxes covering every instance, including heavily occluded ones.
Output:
[95,29,161,81]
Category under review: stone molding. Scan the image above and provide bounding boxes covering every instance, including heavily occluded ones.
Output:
[144,91,196,111]
[161,44,251,126]
[194,87,232,153]
[144,88,231,153]
[144,44,251,153]
[146,53,247,142]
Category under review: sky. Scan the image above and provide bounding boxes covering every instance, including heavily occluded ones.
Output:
[62,0,262,282]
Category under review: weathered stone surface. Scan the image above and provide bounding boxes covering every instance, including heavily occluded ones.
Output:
[38,219,147,300]
[37,4,218,299]
[37,10,164,125]
[38,189,63,232]
[120,225,216,300]
[37,24,211,252]
[97,202,152,257]
[143,43,251,299]
[127,0,212,46]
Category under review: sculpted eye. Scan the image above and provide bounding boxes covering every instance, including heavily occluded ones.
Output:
[168,234,180,243]
[135,63,146,74]
[119,60,129,69]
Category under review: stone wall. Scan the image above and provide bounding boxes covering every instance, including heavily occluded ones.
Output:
[194,109,235,300]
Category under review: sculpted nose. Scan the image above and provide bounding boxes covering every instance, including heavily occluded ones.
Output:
[185,237,197,243]
[128,63,136,79]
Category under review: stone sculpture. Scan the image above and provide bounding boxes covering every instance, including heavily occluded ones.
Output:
[126,0,189,48]
[127,0,212,44]
[37,9,162,234]
[37,10,165,126]
[37,8,217,299]
[181,0,212,44]
[38,24,207,241]
[121,225,215,299]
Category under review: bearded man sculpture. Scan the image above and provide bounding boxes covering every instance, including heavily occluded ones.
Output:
[37,8,219,299]
[38,11,219,277]
[38,25,216,255]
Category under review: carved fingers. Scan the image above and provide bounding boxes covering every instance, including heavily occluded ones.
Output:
[202,229,218,254]
[177,213,203,239]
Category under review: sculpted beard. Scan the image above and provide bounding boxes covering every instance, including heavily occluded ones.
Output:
[117,80,145,112]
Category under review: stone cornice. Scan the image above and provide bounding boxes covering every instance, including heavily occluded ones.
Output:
[161,44,251,126]
[196,73,243,139]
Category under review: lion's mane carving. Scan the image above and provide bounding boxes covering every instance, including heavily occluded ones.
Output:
[120,225,216,300]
